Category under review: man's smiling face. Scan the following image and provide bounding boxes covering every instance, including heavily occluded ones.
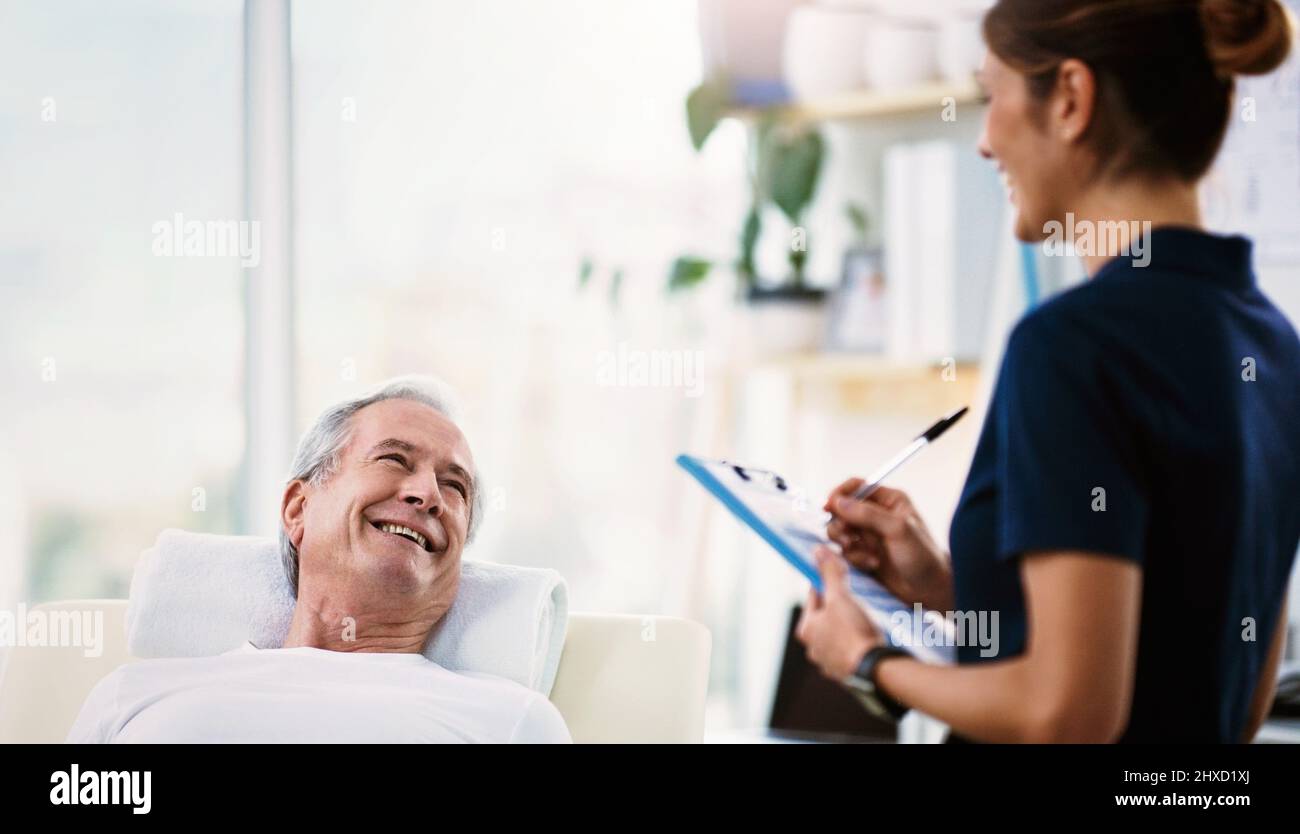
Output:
[282,398,476,604]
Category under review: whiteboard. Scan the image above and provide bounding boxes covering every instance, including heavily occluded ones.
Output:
[1202,0,1300,265]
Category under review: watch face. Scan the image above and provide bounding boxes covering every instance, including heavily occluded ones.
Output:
[848,687,893,723]
[845,675,876,696]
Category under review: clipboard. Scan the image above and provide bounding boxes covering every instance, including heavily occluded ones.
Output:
[677,454,954,665]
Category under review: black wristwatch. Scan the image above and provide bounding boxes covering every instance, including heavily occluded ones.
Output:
[843,645,910,722]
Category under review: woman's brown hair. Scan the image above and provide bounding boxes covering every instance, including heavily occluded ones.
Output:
[983,0,1295,181]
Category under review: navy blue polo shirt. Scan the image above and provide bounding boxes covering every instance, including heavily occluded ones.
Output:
[948,226,1300,743]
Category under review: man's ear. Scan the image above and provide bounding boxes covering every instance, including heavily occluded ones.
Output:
[1051,58,1097,146]
[281,480,308,548]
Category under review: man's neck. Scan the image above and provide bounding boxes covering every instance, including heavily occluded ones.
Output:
[281,586,444,653]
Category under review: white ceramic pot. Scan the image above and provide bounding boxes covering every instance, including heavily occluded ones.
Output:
[783,5,874,100]
[735,292,829,359]
[863,16,940,91]
[698,0,801,86]
[938,13,986,85]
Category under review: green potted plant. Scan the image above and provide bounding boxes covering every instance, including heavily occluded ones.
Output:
[671,78,830,355]
[579,78,831,354]
[672,78,826,299]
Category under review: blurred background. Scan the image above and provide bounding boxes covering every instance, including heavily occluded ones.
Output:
[2,0,1298,738]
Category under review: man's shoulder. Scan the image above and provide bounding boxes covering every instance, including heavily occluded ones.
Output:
[118,648,250,675]
[444,670,571,743]
[84,646,267,703]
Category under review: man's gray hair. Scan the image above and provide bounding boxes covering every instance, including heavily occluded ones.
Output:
[279,375,483,596]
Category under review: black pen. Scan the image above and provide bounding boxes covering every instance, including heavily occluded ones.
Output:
[848,407,970,501]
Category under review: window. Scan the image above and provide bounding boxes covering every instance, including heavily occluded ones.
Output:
[0,0,245,603]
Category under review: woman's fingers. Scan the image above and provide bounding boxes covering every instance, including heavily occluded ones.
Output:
[842,547,881,573]
[826,518,856,543]
[827,513,885,554]
[828,524,884,571]
[866,485,911,512]
[827,507,888,544]
[830,495,906,539]
[824,477,865,511]
[825,479,913,513]
[828,527,883,561]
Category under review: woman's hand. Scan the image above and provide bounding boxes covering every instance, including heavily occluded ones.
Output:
[795,546,884,680]
[824,479,954,611]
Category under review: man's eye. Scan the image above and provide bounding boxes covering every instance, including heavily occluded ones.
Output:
[445,481,468,499]
[379,453,408,467]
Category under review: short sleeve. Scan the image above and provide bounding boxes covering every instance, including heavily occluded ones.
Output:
[994,312,1150,564]
[509,694,572,744]
[65,670,122,744]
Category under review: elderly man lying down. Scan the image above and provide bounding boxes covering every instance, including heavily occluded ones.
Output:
[68,377,571,743]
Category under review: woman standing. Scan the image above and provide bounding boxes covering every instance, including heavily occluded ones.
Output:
[796,0,1299,742]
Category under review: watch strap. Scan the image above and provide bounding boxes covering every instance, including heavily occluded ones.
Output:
[844,645,910,722]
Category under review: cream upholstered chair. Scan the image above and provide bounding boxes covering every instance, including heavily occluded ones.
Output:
[0,600,710,744]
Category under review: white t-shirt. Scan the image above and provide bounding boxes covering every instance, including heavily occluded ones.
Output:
[66,642,571,744]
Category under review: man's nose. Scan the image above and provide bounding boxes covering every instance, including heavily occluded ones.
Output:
[401,477,443,516]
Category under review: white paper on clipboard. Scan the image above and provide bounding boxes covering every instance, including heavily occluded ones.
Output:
[678,454,955,665]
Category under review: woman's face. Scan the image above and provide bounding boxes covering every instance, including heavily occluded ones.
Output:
[976,51,1076,243]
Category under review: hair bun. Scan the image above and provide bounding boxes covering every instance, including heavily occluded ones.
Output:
[1200,0,1295,76]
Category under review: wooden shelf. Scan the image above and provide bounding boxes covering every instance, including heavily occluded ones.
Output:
[736,353,981,415]
[728,81,983,125]
[749,353,977,382]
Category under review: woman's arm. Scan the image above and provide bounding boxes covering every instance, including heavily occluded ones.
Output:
[1241,586,1289,743]
[874,551,1143,743]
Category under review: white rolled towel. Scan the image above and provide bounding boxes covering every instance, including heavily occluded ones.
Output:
[124,529,568,694]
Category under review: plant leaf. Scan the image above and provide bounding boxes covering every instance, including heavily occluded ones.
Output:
[608,269,624,305]
[686,79,731,152]
[737,202,761,280]
[668,256,713,292]
[845,203,870,239]
[765,129,825,225]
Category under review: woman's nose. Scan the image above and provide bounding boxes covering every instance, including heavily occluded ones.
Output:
[977,125,994,161]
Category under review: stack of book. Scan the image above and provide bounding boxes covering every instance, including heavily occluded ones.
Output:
[882,140,1003,363]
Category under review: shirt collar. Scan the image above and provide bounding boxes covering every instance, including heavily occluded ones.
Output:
[1090,225,1255,288]
[227,640,429,662]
